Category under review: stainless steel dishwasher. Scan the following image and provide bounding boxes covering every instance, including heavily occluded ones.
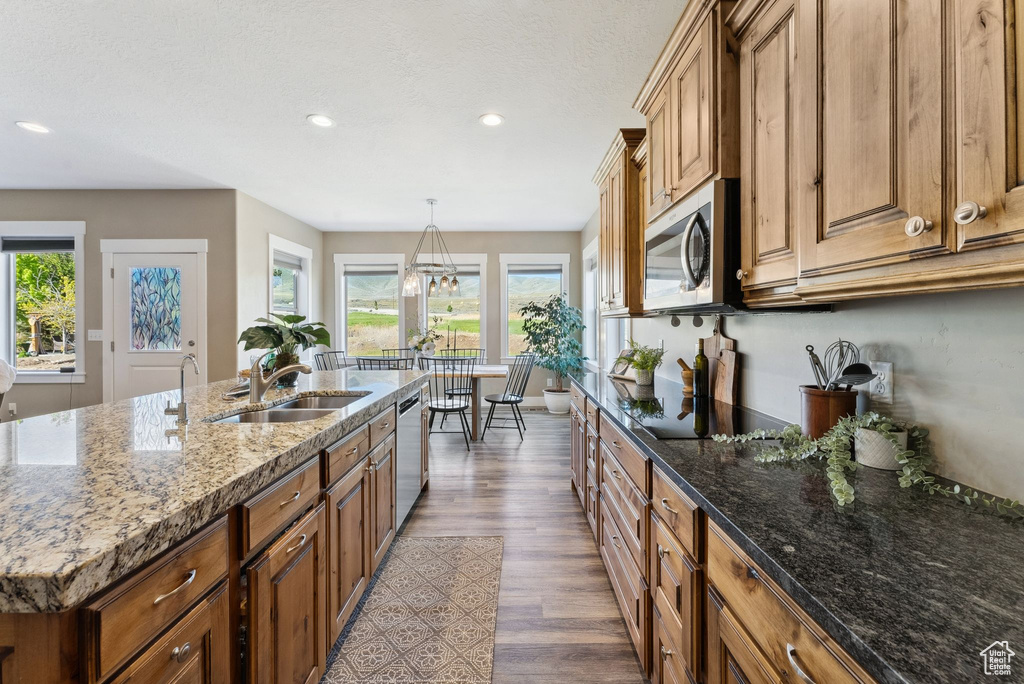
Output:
[396,392,422,528]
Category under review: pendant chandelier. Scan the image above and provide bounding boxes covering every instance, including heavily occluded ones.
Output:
[402,199,460,297]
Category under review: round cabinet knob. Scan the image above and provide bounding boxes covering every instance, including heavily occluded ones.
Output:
[171,642,191,663]
[954,200,988,225]
[904,216,933,237]
[736,269,748,281]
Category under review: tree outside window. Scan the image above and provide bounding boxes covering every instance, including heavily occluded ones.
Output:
[14,251,76,371]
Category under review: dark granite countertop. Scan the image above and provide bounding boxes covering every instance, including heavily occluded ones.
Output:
[574,373,1024,684]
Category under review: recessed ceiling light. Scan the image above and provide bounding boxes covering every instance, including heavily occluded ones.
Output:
[306,114,335,128]
[15,121,50,133]
[479,113,504,127]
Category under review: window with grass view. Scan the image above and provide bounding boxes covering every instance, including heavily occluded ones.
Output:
[344,265,400,355]
[427,267,481,353]
[506,264,563,356]
[272,250,302,316]
[2,237,78,373]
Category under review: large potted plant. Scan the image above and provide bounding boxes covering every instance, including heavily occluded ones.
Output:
[519,294,585,414]
[238,313,331,387]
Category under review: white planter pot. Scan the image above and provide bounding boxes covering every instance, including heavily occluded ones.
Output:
[635,369,654,386]
[544,389,571,414]
[854,428,908,470]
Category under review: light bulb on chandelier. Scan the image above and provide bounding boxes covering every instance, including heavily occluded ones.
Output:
[403,199,458,297]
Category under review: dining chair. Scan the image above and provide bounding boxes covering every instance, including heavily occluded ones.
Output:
[421,356,476,450]
[381,348,415,359]
[314,350,347,371]
[481,353,535,440]
[356,356,415,370]
[439,348,486,360]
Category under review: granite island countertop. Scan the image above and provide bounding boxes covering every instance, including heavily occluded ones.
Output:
[575,373,1024,684]
[0,368,430,613]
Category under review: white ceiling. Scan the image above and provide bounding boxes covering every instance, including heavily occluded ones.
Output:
[0,1,683,231]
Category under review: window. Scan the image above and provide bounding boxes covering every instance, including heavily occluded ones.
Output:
[0,222,86,382]
[500,253,570,361]
[603,317,631,371]
[582,239,599,371]
[268,235,312,319]
[421,254,487,356]
[334,254,405,356]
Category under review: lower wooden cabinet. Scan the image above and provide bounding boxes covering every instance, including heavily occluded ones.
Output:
[110,582,231,684]
[325,460,372,646]
[706,588,781,684]
[570,404,586,508]
[652,606,694,684]
[370,433,397,574]
[246,504,328,684]
[600,495,649,676]
[650,514,701,683]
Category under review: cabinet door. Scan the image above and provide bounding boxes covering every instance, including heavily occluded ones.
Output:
[798,0,946,274]
[110,583,230,684]
[652,608,689,684]
[953,0,1024,250]
[420,403,430,487]
[599,176,612,310]
[739,0,800,291]
[707,590,781,684]
[647,86,674,218]
[650,515,700,683]
[669,16,715,202]
[247,504,328,684]
[572,408,586,508]
[638,156,649,232]
[325,460,371,646]
[609,162,625,307]
[370,434,397,573]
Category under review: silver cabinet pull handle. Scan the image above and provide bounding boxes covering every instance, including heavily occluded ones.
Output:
[904,216,933,237]
[661,498,679,515]
[611,440,622,448]
[286,534,307,554]
[381,421,390,428]
[736,269,748,281]
[154,569,196,605]
[787,643,816,684]
[660,645,673,660]
[171,641,191,663]
[658,544,669,560]
[280,490,300,506]
[611,535,622,549]
[954,200,988,225]
[349,446,359,455]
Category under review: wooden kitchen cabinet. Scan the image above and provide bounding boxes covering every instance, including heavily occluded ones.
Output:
[247,504,328,684]
[370,433,397,574]
[594,128,646,317]
[795,0,949,276]
[734,0,803,305]
[650,514,701,684]
[645,87,673,218]
[634,140,650,231]
[570,403,586,509]
[707,588,781,684]
[325,458,371,646]
[668,16,715,203]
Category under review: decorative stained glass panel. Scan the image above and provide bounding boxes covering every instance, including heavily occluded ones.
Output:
[130,267,181,350]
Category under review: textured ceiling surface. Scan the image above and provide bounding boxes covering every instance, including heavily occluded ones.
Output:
[0,0,683,231]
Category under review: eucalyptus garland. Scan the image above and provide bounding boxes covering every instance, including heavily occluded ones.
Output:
[713,413,1024,520]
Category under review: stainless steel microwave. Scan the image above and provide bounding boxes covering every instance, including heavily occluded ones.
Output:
[642,179,742,313]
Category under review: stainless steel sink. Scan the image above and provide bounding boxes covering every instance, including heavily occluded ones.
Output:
[276,395,366,410]
[212,408,337,424]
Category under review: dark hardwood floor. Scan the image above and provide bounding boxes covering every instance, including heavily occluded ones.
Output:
[403,408,646,684]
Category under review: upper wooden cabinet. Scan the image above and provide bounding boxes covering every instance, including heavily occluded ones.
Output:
[635,1,739,222]
[593,128,646,317]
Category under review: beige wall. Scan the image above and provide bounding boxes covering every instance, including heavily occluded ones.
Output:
[581,208,600,247]
[625,288,1024,500]
[322,231,583,399]
[0,190,238,419]
[235,192,324,369]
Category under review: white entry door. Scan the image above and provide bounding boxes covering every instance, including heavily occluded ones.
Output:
[110,252,205,401]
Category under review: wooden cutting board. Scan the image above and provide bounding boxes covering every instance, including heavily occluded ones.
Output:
[702,316,736,384]
[712,349,739,404]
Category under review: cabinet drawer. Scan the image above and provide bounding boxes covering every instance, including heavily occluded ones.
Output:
[585,398,600,426]
[599,414,648,493]
[586,469,600,541]
[653,606,691,684]
[600,495,647,665]
[110,581,230,684]
[241,456,320,557]
[570,383,586,412]
[585,423,600,476]
[324,425,370,486]
[652,466,699,557]
[369,405,396,447]
[601,445,648,577]
[707,522,874,684]
[82,518,229,683]
[650,514,701,682]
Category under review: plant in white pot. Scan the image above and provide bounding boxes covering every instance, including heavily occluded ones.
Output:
[519,294,585,414]
[617,339,666,387]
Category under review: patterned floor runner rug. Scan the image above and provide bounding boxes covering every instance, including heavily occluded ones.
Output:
[324,535,504,683]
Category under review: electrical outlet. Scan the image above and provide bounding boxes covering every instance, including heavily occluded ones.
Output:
[8,403,16,417]
[868,361,894,404]
[546,378,553,387]
[87,329,103,341]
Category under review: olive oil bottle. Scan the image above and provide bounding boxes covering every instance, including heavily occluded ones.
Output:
[693,338,709,398]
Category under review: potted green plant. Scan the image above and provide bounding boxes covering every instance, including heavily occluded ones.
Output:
[238,313,330,387]
[519,294,585,414]
[617,339,666,386]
